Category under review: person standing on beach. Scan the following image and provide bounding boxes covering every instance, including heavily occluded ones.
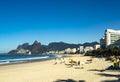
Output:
[62,57,65,63]
[54,58,57,65]
[113,58,117,68]
[78,61,80,66]
[119,58,120,68]
[116,58,119,68]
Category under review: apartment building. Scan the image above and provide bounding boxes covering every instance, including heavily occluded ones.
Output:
[100,29,120,47]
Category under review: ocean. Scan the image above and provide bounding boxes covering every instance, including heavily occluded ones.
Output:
[0,54,61,65]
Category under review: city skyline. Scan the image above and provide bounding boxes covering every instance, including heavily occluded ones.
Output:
[0,0,120,52]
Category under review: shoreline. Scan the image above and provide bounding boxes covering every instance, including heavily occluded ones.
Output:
[0,54,76,66]
[0,54,86,67]
[0,54,63,66]
[0,58,53,67]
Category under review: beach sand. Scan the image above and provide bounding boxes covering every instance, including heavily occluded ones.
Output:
[0,55,119,82]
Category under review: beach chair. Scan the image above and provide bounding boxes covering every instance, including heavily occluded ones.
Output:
[86,57,93,63]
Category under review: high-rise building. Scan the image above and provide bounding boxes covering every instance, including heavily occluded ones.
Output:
[100,36,106,48]
[100,29,120,47]
[79,46,84,53]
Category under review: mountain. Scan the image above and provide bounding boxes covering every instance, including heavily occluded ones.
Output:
[17,43,31,50]
[48,42,80,51]
[8,41,99,54]
[30,41,42,54]
[9,40,48,54]
[83,42,99,47]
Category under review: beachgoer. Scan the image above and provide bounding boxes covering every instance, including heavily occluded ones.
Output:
[113,58,117,68]
[116,58,119,68]
[81,62,84,69]
[70,59,73,67]
[62,57,65,63]
[119,58,120,68]
[54,58,57,65]
[78,61,80,66]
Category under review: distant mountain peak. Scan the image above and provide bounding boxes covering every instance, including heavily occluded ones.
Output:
[33,40,39,44]
[32,40,41,46]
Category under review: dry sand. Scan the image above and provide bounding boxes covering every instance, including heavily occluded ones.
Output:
[0,55,120,82]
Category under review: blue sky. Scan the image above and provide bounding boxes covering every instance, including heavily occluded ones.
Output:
[0,0,120,52]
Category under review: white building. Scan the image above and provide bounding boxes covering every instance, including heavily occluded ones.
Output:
[17,49,31,55]
[84,46,94,53]
[101,29,120,47]
[79,46,84,53]
[94,44,100,50]
[59,50,65,54]
[65,48,72,54]
[48,51,55,54]
[72,48,77,53]
[65,48,77,54]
